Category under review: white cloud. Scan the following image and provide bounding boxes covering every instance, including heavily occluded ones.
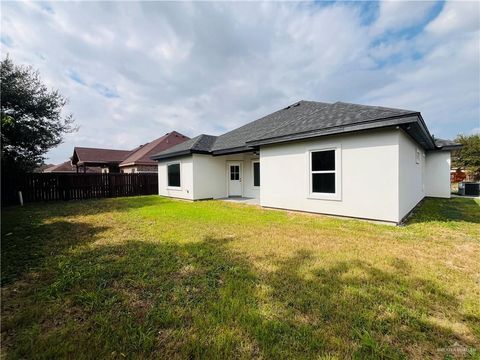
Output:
[372,0,438,34]
[0,1,478,163]
[425,0,479,36]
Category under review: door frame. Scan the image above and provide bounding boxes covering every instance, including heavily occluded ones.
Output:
[226,161,243,197]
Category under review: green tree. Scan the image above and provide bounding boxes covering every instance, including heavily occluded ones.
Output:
[1,56,76,174]
[452,133,480,180]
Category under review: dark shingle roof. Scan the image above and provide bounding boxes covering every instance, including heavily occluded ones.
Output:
[151,134,217,160]
[211,102,329,151]
[151,100,454,160]
[212,101,417,151]
[248,101,416,144]
[434,138,462,149]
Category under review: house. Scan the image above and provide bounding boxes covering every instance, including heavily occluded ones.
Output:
[71,147,132,173]
[43,160,101,173]
[71,131,189,173]
[119,131,190,173]
[151,101,461,224]
[34,163,55,173]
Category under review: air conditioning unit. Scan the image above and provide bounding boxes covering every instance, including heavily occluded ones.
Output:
[459,182,480,196]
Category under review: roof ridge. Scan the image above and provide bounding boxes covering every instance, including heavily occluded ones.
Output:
[74,146,132,152]
[333,101,417,114]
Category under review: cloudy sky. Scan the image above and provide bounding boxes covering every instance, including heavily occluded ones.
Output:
[1,1,479,164]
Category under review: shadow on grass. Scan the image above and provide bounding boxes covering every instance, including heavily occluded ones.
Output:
[3,235,477,359]
[1,220,108,285]
[408,197,480,225]
[1,196,168,285]
[1,195,169,219]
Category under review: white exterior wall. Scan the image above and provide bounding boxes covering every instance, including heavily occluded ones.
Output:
[425,151,451,198]
[260,129,401,223]
[157,153,259,201]
[398,131,426,220]
[191,153,260,200]
[158,157,194,200]
[192,154,226,199]
[156,128,451,223]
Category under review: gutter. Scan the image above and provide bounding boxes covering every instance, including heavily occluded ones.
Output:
[246,115,419,147]
[150,149,211,161]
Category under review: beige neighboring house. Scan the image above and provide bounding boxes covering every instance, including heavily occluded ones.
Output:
[119,131,189,173]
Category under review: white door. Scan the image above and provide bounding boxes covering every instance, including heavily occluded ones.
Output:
[228,162,242,196]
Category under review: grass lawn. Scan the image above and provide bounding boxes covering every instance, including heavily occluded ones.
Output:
[1,196,479,359]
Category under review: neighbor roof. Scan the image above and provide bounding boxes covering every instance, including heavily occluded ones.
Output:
[151,100,448,161]
[72,147,133,166]
[119,131,189,167]
[43,161,101,173]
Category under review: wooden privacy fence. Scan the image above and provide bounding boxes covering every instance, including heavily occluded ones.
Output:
[2,173,158,206]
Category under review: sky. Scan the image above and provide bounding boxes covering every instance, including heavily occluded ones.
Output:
[1,0,479,164]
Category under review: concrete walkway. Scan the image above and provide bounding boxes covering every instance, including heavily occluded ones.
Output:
[220,197,260,205]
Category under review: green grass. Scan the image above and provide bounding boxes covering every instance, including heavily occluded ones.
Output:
[1,196,479,359]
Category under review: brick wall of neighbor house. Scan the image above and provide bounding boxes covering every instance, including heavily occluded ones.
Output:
[121,165,158,173]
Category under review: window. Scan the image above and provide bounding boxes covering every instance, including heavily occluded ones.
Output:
[167,163,181,187]
[253,161,260,187]
[308,147,341,200]
[311,150,335,194]
[230,165,240,180]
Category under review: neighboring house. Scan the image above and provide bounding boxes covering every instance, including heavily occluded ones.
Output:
[119,131,190,173]
[34,163,55,173]
[151,100,461,224]
[43,161,101,173]
[71,147,132,173]
[71,131,189,173]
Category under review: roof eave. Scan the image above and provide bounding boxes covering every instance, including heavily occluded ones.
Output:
[119,161,157,167]
[435,144,463,151]
[151,150,194,161]
[415,114,436,149]
[211,146,256,156]
[246,116,419,147]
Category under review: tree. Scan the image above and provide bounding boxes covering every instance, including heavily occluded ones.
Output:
[452,133,480,181]
[1,56,76,174]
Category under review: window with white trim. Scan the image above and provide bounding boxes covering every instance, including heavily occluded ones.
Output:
[311,150,336,194]
[252,161,260,187]
[307,146,343,201]
[167,163,181,187]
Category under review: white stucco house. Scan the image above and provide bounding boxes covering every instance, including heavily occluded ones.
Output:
[151,101,461,224]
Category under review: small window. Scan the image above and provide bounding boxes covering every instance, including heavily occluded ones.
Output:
[230,165,240,180]
[311,150,336,194]
[167,163,181,187]
[253,161,260,187]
